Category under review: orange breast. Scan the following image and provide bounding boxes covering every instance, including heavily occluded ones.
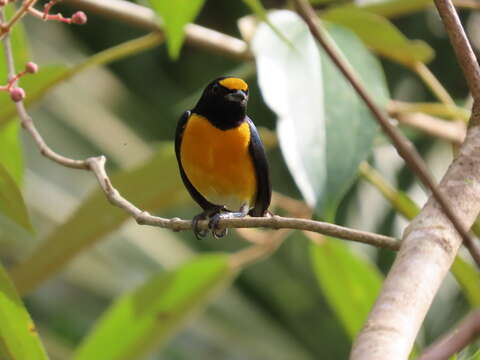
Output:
[180,114,257,211]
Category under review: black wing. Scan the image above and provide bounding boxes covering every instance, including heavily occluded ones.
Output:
[247,117,272,216]
[175,111,217,212]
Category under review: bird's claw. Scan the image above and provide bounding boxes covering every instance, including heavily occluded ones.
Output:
[192,213,209,240]
[208,213,228,239]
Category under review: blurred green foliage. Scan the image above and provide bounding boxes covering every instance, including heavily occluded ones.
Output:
[0,0,478,359]
[0,263,48,360]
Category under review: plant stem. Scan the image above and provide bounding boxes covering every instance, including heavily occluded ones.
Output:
[413,61,456,106]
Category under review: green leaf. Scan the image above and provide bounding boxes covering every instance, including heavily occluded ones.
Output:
[0,33,163,127]
[11,144,189,295]
[467,350,480,360]
[310,238,382,338]
[0,163,32,233]
[0,121,23,184]
[321,8,434,66]
[253,10,327,214]
[73,254,233,360]
[252,11,389,218]
[356,0,432,18]
[450,256,480,307]
[0,262,49,360]
[321,24,389,217]
[0,65,70,127]
[148,0,206,59]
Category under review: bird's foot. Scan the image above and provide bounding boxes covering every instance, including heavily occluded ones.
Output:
[208,205,249,239]
[192,213,209,240]
[208,213,229,239]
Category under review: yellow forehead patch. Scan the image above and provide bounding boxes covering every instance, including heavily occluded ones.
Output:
[219,77,248,91]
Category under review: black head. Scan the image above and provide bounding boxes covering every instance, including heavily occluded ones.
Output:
[192,77,249,130]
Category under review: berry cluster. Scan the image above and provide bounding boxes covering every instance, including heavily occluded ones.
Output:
[0,0,87,103]
[0,61,37,102]
[30,0,87,25]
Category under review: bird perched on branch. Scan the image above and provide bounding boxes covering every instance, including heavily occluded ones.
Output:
[175,77,271,239]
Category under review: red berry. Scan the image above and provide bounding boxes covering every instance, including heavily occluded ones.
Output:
[10,87,25,102]
[25,61,38,74]
[71,11,87,25]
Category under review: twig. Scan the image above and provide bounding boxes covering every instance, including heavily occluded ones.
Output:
[90,155,404,250]
[388,100,470,122]
[418,310,480,360]
[353,110,480,360]
[453,0,480,10]
[435,0,480,107]
[229,229,290,269]
[293,0,480,267]
[331,0,480,356]
[394,112,466,145]
[0,0,39,36]
[413,62,456,106]
[66,0,251,60]
[0,15,399,256]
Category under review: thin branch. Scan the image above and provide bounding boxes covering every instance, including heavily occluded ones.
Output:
[418,310,480,360]
[352,108,480,360]
[388,100,470,122]
[435,0,480,106]
[394,112,466,145]
[453,0,480,9]
[0,17,399,257]
[0,0,39,36]
[1,9,86,169]
[229,229,291,269]
[66,0,251,60]
[413,62,456,106]
[328,0,480,356]
[91,156,402,250]
[293,0,480,267]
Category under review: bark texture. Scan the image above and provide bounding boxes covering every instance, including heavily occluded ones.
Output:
[351,111,480,359]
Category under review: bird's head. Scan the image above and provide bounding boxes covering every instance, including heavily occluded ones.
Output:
[193,77,249,129]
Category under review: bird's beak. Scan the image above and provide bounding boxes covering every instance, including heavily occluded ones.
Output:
[225,90,247,103]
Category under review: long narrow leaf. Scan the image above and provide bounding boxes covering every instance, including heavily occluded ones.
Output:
[11,144,188,295]
[0,163,32,232]
[148,0,205,59]
[0,262,48,360]
[0,121,23,184]
[253,11,389,219]
[310,238,382,338]
[322,7,434,66]
[73,254,233,360]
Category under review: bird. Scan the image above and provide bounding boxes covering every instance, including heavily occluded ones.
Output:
[175,77,271,239]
